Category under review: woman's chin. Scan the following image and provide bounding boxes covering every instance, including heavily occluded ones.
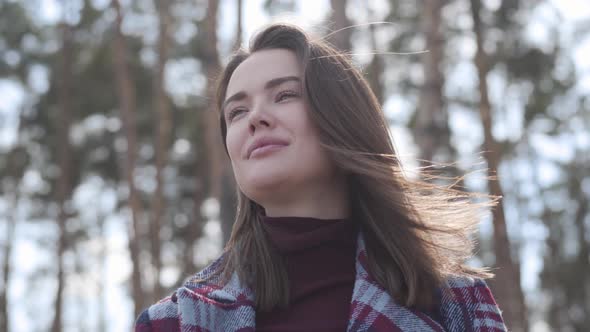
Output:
[241,176,290,200]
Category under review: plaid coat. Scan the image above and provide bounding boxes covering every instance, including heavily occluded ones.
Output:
[135,233,507,332]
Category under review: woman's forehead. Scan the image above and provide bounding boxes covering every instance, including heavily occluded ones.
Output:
[226,49,303,95]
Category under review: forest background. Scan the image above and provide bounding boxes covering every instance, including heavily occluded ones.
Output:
[0,0,589,331]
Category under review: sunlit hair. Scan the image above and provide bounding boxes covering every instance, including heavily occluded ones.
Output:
[210,23,493,312]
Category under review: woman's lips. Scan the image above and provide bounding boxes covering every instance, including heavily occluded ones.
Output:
[249,144,287,159]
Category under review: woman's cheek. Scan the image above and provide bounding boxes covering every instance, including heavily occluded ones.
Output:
[226,131,240,162]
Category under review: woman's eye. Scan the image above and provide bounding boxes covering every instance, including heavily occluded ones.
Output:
[228,108,246,121]
[276,90,299,102]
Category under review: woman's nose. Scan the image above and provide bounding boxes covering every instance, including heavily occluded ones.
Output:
[248,103,272,133]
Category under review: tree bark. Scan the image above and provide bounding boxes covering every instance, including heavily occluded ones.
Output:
[202,0,223,201]
[571,166,590,330]
[219,0,244,245]
[0,207,13,332]
[97,212,107,332]
[202,0,237,246]
[366,6,384,105]
[182,0,225,274]
[232,0,243,52]
[416,0,448,165]
[150,0,172,302]
[184,151,205,276]
[0,180,18,332]
[111,0,145,319]
[469,1,528,331]
[328,0,352,52]
[51,21,74,332]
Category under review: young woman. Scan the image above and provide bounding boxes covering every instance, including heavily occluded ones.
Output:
[136,23,507,332]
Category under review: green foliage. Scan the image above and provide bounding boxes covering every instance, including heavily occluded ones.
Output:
[0,0,587,330]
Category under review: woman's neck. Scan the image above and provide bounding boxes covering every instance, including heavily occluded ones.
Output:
[261,175,350,219]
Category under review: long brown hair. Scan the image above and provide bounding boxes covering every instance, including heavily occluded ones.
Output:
[212,23,493,312]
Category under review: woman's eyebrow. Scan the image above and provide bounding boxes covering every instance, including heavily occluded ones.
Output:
[222,91,247,112]
[264,75,300,90]
[222,76,301,111]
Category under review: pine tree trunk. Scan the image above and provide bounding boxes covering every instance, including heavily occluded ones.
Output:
[98,212,107,332]
[232,0,243,51]
[414,0,463,188]
[111,0,145,319]
[182,0,227,272]
[571,167,590,330]
[469,1,527,330]
[0,182,18,332]
[328,0,352,52]
[202,0,223,200]
[220,0,244,245]
[366,5,383,104]
[416,0,447,165]
[150,0,172,301]
[202,0,236,246]
[51,21,74,332]
[184,152,205,276]
[0,212,13,332]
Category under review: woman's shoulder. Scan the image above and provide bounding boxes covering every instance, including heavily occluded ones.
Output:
[437,275,507,332]
[184,253,226,286]
[133,254,228,332]
[439,275,499,307]
[134,293,180,332]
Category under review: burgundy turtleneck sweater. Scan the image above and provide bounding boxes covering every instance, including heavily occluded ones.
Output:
[255,216,358,332]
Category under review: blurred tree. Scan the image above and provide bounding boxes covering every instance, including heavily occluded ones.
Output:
[233,0,243,51]
[9,2,104,329]
[0,145,28,332]
[469,0,527,330]
[1,0,223,329]
[478,1,585,330]
[328,0,352,52]
[0,188,16,331]
[150,0,173,302]
[537,100,590,331]
[0,0,587,330]
[200,0,238,247]
[111,0,146,318]
[219,0,243,246]
[0,3,37,331]
[264,0,295,16]
[50,20,75,332]
[567,161,590,330]
[202,0,223,201]
[365,4,384,105]
[414,0,462,184]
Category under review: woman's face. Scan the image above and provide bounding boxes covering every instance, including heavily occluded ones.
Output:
[223,49,338,206]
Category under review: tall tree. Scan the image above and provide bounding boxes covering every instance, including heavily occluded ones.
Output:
[232,0,243,51]
[0,146,27,332]
[220,0,245,245]
[415,0,455,169]
[0,188,14,332]
[0,188,16,332]
[365,5,384,105]
[150,0,173,301]
[50,20,75,332]
[202,0,223,200]
[328,0,352,52]
[111,0,146,318]
[201,0,238,246]
[536,98,589,331]
[97,209,108,332]
[469,0,527,330]
[569,163,590,330]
